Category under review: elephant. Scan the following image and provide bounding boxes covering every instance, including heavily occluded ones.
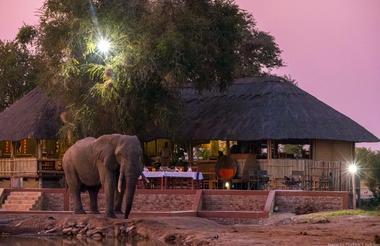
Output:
[62,134,144,219]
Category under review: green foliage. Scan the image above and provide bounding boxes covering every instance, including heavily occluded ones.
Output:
[356,147,380,199]
[303,209,380,219]
[0,40,39,111]
[36,0,283,139]
[16,25,38,45]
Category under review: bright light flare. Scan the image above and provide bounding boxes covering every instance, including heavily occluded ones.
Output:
[348,163,358,174]
[225,182,230,190]
[97,38,111,54]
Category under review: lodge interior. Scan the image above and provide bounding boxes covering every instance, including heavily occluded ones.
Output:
[0,137,352,191]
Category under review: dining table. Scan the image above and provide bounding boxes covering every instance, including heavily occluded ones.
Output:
[142,171,204,189]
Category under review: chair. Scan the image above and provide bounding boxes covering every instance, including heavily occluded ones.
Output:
[247,170,257,190]
[203,172,218,189]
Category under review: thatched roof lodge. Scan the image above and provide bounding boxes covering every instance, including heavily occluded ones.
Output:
[0,87,62,141]
[178,77,378,142]
[0,76,378,189]
[0,88,63,188]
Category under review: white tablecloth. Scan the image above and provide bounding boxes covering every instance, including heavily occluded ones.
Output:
[143,171,203,180]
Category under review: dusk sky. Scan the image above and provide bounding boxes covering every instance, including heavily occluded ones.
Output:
[1,0,379,150]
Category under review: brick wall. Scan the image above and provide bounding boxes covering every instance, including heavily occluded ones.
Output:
[62,189,197,212]
[40,192,65,211]
[3,189,349,224]
[275,191,349,212]
[201,190,268,211]
[133,193,195,211]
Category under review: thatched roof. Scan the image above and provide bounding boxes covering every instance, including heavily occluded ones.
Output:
[0,77,378,143]
[177,77,379,142]
[0,87,63,141]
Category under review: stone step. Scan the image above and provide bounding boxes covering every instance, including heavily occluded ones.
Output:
[0,191,42,211]
[1,203,33,211]
[5,196,40,201]
[10,192,42,197]
[4,198,39,205]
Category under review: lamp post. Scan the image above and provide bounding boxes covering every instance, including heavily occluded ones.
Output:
[348,163,358,209]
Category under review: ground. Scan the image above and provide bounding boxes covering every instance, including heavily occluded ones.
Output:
[0,211,379,245]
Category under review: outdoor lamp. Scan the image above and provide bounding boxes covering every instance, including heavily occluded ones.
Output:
[348,163,358,174]
[348,163,358,209]
[225,181,230,190]
[97,38,111,54]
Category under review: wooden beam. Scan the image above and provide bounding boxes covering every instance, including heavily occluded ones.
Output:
[188,141,193,165]
[267,140,272,160]
[226,140,230,156]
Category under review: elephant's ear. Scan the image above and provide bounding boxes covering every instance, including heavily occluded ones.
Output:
[96,144,119,171]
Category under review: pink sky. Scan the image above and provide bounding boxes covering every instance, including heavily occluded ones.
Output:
[1,0,379,150]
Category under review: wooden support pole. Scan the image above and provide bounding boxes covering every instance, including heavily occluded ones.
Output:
[226,140,230,156]
[188,141,193,166]
[267,140,272,160]
[10,141,14,159]
[155,139,158,156]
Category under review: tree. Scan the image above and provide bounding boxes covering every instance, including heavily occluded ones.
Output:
[36,0,283,140]
[356,148,380,199]
[0,25,39,111]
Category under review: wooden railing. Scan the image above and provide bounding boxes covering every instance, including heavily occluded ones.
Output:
[0,158,38,177]
[258,159,350,191]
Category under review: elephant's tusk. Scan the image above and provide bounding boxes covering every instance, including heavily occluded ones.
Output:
[117,172,124,193]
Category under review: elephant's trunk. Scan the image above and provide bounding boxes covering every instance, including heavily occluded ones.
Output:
[124,176,138,219]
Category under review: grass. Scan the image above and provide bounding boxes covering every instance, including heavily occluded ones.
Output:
[308,209,380,218]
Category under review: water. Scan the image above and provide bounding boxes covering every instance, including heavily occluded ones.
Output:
[0,236,161,246]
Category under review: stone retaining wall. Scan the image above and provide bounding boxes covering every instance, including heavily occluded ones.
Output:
[41,190,198,212]
[2,189,350,225]
[201,190,268,211]
[275,191,349,213]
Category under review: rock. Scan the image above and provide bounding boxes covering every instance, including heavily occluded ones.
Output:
[71,227,80,234]
[92,232,103,240]
[44,223,54,230]
[310,217,329,224]
[374,235,380,244]
[79,226,88,235]
[114,226,120,238]
[62,227,73,235]
[45,227,57,234]
[119,225,125,231]
[164,233,185,245]
[86,229,94,237]
[67,221,76,227]
[76,223,86,228]
[126,226,135,234]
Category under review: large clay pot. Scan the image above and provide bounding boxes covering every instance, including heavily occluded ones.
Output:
[215,155,237,181]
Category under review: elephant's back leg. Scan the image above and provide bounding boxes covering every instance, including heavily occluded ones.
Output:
[63,155,85,213]
[87,185,100,214]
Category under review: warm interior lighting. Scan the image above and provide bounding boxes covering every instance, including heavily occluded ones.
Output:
[97,38,111,54]
[225,181,230,189]
[348,163,358,174]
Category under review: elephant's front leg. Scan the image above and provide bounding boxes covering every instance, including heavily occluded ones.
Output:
[104,171,117,218]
